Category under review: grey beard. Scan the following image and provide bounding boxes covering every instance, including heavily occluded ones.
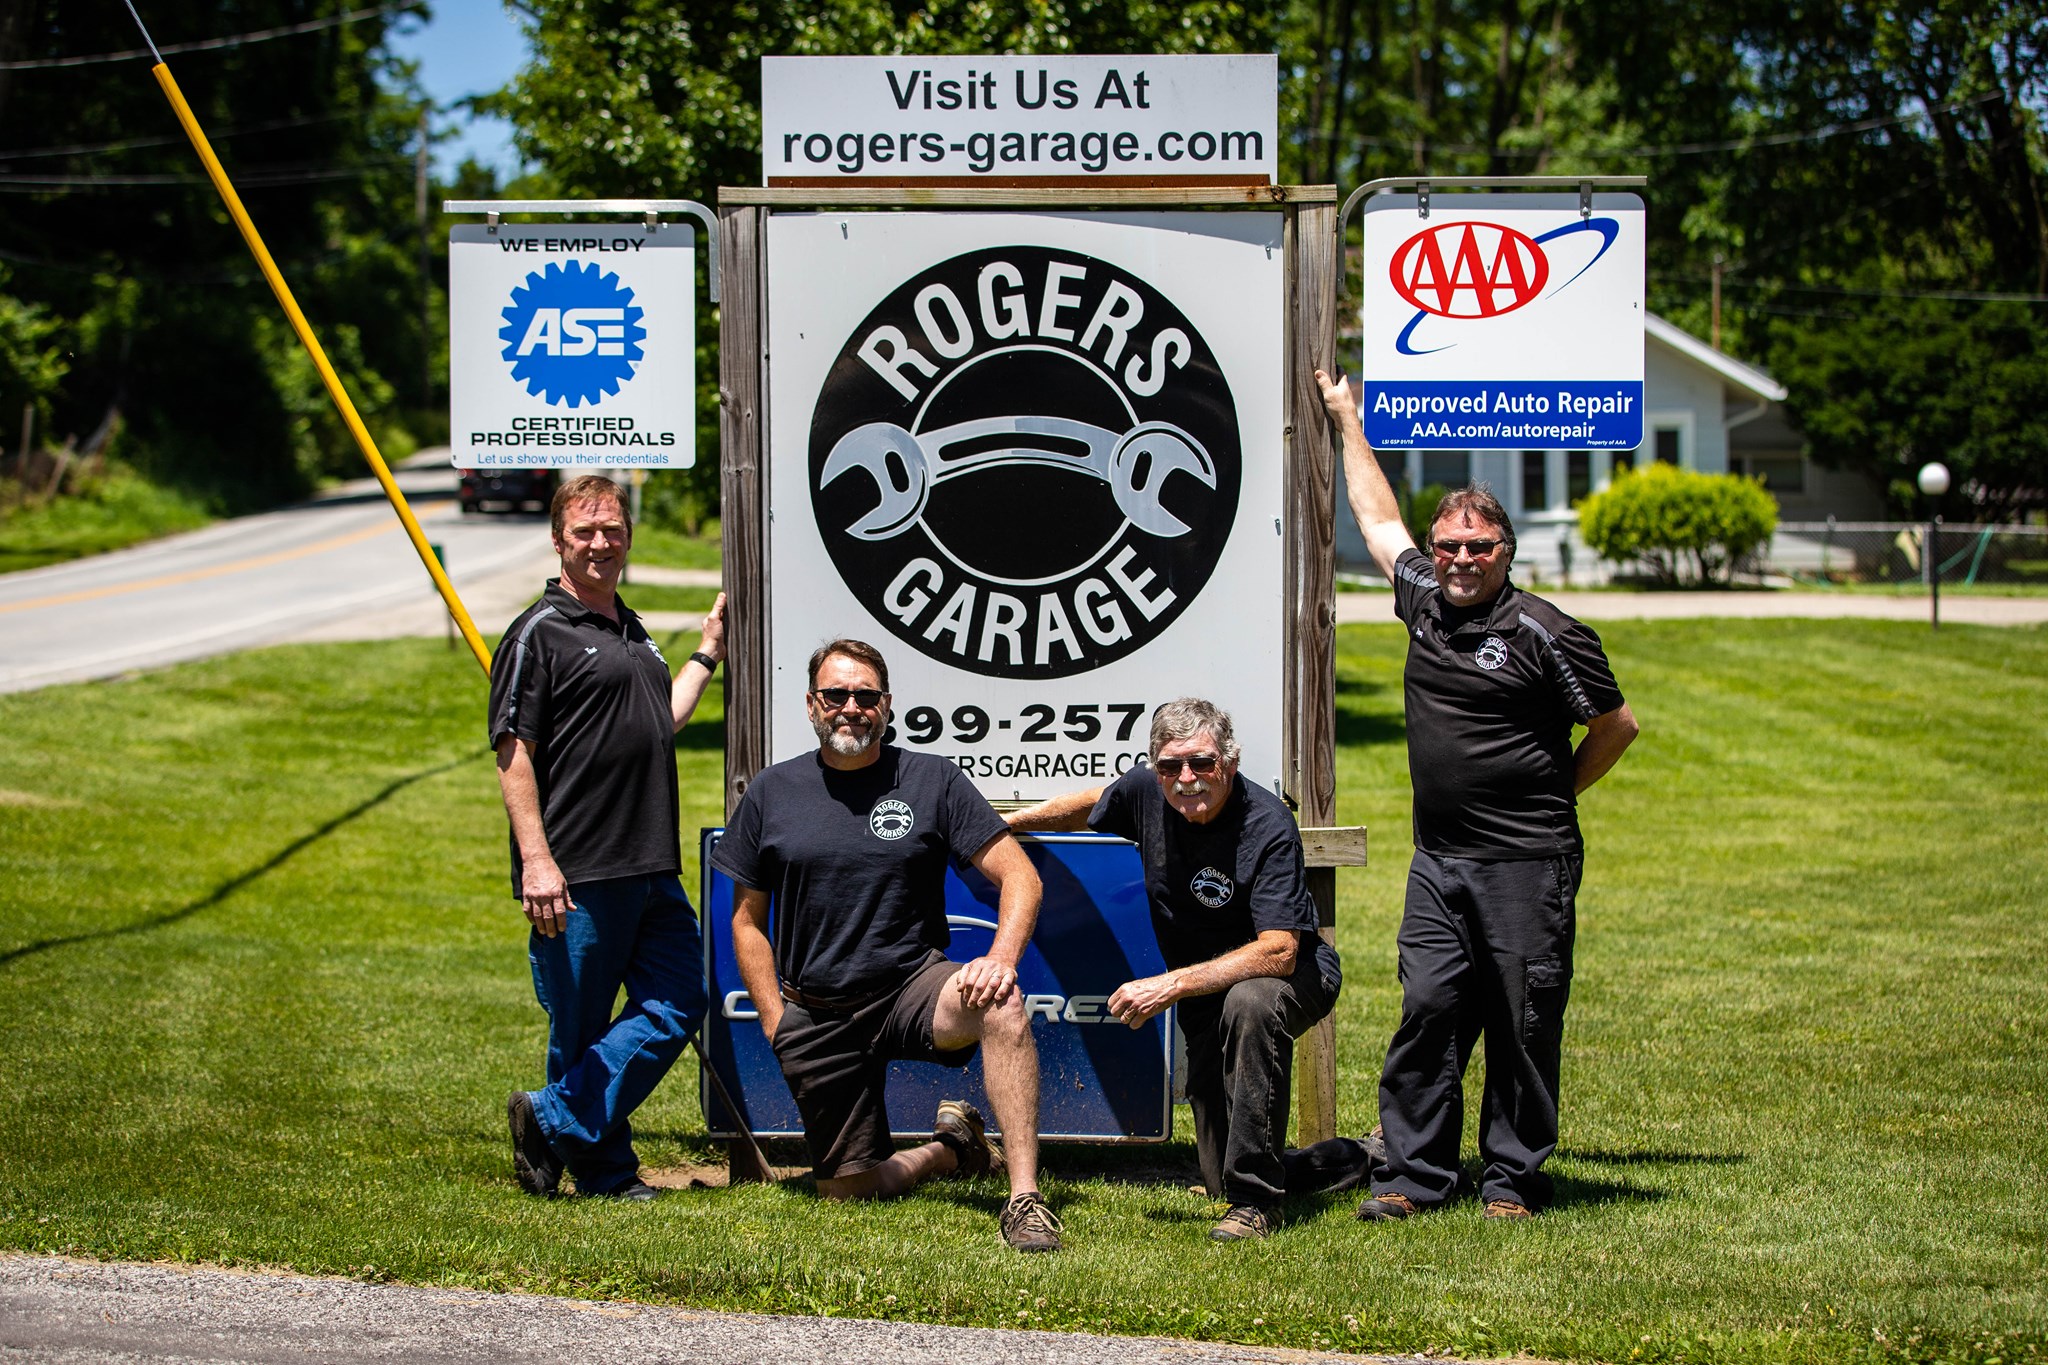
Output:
[814,713,879,757]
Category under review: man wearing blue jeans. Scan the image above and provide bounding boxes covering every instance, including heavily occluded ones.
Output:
[489,475,727,1200]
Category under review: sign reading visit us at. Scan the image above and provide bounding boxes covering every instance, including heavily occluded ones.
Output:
[1360,193,1645,450]
[761,55,1276,184]
[447,224,695,469]
[767,212,1284,802]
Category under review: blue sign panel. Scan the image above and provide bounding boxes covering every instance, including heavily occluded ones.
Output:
[1362,380,1645,449]
[700,829,1173,1142]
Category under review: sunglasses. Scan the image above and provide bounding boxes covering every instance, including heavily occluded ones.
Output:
[1431,538,1502,558]
[811,687,885,710]
[1153,755,1220,778]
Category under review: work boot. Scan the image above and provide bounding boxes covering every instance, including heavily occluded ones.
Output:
[1484,1198,1535,1220]
[507,1092,563,1198]
[932,1099,999,1178]
[999,1191,1064,1252]
[1209,1204,1275,1241]
[1355,1190,1418,1221]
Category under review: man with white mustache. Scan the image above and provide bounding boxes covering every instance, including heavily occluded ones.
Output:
[1318,368,1639,1222]
[1008,698,1375,1242]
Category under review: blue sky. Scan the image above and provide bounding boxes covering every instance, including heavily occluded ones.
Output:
[385,0,530,178]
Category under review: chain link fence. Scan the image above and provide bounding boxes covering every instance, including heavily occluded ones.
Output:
[1758,521,2048,587]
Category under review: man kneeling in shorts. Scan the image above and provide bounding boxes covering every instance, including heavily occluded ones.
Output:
[712,638,1062,1251]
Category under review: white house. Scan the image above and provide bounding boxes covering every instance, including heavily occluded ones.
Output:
[1333,313,1884,583]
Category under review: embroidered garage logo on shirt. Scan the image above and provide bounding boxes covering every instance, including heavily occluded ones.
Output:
[1190,866,1234,908]
[1475,635,1509,670]
[869,798,916,840]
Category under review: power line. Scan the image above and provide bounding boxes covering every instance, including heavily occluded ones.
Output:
[0,113,360,162]
[0,161,412,190]
[1306,90,2004,159]
[1,4,425,71]
[1662,271,2048,304]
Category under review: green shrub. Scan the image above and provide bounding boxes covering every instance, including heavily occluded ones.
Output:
[1400,482,1452,548]
[1576,462,1778,586]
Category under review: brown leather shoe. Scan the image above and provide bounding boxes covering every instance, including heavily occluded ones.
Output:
[932,1099,999,1178]
[1000,1191,1063,1252]
[1209,1204,1275,1241]
[1484,1198,1535,1219]
[1355,1190,1418,1221]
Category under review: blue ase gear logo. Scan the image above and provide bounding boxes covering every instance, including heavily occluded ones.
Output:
[498,259,647,408]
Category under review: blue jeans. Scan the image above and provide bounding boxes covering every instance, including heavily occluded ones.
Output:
[525,873,707,1195]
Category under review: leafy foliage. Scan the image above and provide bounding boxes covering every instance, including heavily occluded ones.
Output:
[0,1,442,512]
[1576,462,1777,586]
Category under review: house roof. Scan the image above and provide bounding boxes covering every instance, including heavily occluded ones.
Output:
[1646,313,1788,403]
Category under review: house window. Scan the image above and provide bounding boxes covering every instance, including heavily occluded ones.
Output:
[1521,451,1548,512]
[1740,453,1805,493]
[1613,448,1636,475]
[1422,451,1469,490]
[1654,428,1682,464]
[1567,451,1592,503]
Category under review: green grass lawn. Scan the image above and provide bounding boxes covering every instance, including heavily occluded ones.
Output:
[0,621,2042,1364]
[0,467,213,574]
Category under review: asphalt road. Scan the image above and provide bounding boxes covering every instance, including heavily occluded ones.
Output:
[0,455,557,695]
[0,1255,1406,1365]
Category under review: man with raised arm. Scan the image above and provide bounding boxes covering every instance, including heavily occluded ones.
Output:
[1006,698,1377,1242]
[1317,368,1639,1221]
[492,474,727,1201]
[712,638,1062,1252]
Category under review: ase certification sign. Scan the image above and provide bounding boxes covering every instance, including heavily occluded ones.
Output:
[1360,192,1644,450]
[767,211,1284,802]
[448,223,696,469]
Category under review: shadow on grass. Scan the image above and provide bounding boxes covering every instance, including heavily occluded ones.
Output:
[0,754,476,969]
[1335,673,1406,748]
[1559,1148,1748,1167]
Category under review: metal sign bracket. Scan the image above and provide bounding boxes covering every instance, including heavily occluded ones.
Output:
[444,198,722,302]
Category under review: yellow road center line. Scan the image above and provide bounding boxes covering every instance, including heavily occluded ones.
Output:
[0,520,399,616]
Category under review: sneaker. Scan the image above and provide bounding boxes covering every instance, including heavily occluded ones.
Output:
[999,1191,1064,1252]
[507,1092,562,1198]
[1484,1198,1535,1220]
[580,1178,659,1202]
[1209,1204,1274,1242]
[1355,1190,1418,1221]
[932,1099,1000,1179]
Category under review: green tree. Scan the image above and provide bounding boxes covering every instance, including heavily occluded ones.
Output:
[491,0,1278,532]
[0,0,440,510]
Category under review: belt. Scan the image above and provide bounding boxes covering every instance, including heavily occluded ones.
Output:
[779,981,890,1013]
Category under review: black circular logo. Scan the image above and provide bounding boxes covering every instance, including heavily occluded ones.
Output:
[809,245,1240,680]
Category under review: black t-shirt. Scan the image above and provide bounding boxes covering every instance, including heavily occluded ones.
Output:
[1087,764,1329,976]
[487,580,680,896]
[1391,548,1625,859]
[711,746,1010,1002]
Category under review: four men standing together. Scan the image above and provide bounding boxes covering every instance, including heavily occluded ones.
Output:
[492,356,1638,1242]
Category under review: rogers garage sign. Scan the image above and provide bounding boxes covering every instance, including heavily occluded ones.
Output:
[767,212,1284,801]
[1359,192,1644,450]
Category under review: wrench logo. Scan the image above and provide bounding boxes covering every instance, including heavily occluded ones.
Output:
[808,245,1240,680]
[823,415,1216,542]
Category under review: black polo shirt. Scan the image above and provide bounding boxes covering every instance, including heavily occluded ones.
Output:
[488,579,679,897]
[1392,548,1624,860]
[711,746,1009,1002]
[1087,764,1332,977]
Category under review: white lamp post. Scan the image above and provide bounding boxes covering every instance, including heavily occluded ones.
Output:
[1918,462,1950,631]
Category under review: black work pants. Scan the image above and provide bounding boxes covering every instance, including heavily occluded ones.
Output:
[1373,849,1580,1210]
[1180,946,1367,1209]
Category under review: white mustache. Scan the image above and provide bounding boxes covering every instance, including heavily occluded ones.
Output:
[1171,778,1210,797]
